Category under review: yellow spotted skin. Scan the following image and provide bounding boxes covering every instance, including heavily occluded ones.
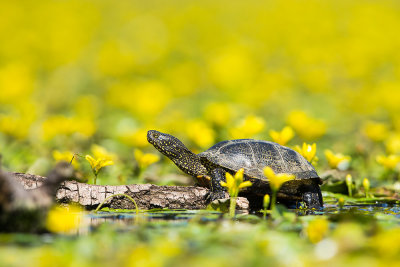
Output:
[147,130,209,186]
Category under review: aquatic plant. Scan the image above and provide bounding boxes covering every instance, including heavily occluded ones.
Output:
[263,167,294,211]
[220,168,252,217]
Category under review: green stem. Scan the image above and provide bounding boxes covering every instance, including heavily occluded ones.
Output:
[347,184,352,198]
[229,196,237,218]
[95,193,139,215]
[262,209,267,220]
[94,174,97,185]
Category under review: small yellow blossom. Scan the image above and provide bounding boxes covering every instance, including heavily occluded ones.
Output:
[363,121,389,142]
[295,142,318,163]
[52,150,79,169]
[385,133,400,154]
[91,144,116,162]
[85,155,114,177]
[263,166,295,192]
[363,178,370,197]
[185,120,215,148]
[134,149,160,169]
[306,217,329,243]
[263,194,270,209]
[46,205,84,234]
[229,115,266,139]
[220,168,252,198]
[376,154,400,170]
[269,126,295,146]
[287,110,326,140]
[338,197,345,209]
[324,149,351,170]
[346,174,353,197]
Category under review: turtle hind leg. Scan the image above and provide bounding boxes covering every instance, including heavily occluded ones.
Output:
[206,168,229,202]
[302,182,323,209]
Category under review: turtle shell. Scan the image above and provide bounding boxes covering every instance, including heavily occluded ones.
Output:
[198,139,319,181]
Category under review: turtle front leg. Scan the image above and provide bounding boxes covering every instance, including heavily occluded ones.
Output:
[207,168,229,202]
[302,182,323,209]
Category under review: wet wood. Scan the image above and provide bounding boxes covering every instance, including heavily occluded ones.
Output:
[7,172,249,211]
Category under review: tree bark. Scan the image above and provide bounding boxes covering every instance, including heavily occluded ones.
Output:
[7,172,249,211]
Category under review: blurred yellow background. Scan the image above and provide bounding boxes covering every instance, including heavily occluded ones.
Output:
[0,0,399,177]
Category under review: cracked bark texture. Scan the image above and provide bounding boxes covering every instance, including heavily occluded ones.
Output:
[7,172,249,211]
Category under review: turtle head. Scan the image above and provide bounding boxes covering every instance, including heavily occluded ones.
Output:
[147,130,208,177]
[147,130,188,159]
[148,130,208,177]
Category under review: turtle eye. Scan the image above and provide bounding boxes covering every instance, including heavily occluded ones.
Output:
[153,132,159,139]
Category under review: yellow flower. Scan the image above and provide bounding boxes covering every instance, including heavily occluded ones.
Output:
[287,110,326,140]
[263,166,295,192]
[346,174,353,197]
[306,217,329,243]
[263,194,270,209]
[269,126,295,146]
[229,115,266,139]
[52,150,79,169]
[85,155,114,176]
[363,121,389,142]
[385,133,400,154]
[338,197,345,209]
[363,178,370,197]
[376,154,400,170]
[295,142,318,163]
[185,119,216,148]
[134,149,160,169]
[91,144,116,162]
[220,168,252,198]
[46,205,84,234]
[324,149,351,170]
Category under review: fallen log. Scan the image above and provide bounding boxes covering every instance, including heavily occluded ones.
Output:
[7,172,250,211]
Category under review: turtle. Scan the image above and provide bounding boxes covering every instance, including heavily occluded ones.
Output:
[147,130,323,209]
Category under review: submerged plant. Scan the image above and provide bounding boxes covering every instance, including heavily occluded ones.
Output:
[220,168,252,217]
